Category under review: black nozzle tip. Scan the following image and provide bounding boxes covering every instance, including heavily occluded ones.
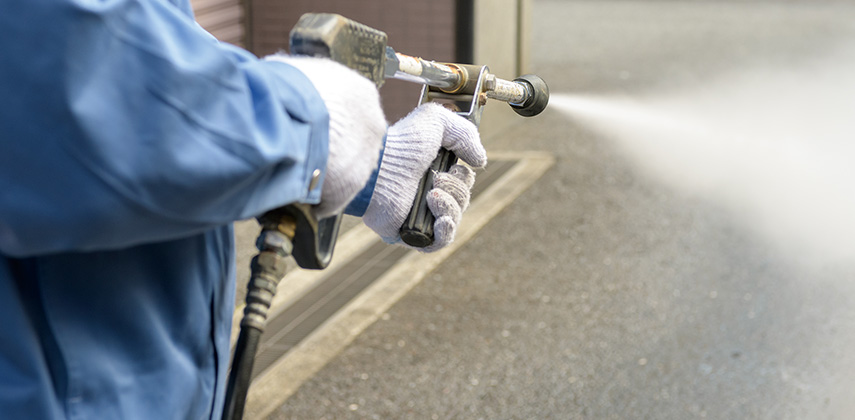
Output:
[510,74,549,117]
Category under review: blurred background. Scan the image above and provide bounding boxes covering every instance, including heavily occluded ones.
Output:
[195,0,855,418]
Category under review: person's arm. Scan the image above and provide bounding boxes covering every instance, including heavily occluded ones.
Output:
[0,0,333,256]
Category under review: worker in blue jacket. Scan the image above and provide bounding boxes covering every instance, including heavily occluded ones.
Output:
[0,0,487,418]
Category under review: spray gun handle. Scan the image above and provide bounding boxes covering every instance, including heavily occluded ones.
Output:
[397,66,488,248]
[399,149,458,247]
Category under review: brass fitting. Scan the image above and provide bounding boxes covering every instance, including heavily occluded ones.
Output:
[438,63,468,94]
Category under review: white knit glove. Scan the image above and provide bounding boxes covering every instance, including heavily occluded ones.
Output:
[363,102,487,252]
[266,54,386,217]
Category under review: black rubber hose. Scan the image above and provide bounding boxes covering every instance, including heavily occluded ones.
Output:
[222,236,289,420]
[222,326,261,420]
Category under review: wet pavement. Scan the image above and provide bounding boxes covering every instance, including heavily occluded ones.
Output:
[238,1,855,418]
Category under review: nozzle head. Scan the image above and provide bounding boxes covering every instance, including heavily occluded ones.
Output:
[511,74,549,117]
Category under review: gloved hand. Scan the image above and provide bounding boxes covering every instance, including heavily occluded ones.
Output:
[363,102,487,252]
[266,54,386,217]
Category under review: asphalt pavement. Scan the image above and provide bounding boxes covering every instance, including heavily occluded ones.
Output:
[238,1,855,418]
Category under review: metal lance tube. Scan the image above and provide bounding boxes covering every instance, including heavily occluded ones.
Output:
[486,78,529,106]
[391,53,462,90]
[387,51,547,116]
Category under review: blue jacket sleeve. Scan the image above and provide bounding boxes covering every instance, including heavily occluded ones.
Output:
[0,0,330,257]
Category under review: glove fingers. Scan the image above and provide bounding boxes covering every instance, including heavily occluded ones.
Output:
[421,104,486,168]
[364,101,485,253]
[423,215,456,253]
[427,188,463,226]
[431,165,475,212]
[447,164,476,189]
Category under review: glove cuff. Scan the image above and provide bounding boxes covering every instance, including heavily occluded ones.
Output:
[345,133,387,217]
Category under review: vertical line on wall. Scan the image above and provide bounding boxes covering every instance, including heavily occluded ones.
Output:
[243,0,254,53]
[455,0,474,64]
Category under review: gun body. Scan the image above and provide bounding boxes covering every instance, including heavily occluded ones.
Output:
[289,12,548,251]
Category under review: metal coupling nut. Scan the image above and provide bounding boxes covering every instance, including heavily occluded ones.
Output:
[256,230,294,255]
[255,250,289,278]
[484,73,497,91]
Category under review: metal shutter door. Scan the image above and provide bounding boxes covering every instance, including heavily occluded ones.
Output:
[246,0,456,123]
[191,0,245,46]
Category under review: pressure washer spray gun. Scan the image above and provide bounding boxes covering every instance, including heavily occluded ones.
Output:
[223,13,549,420]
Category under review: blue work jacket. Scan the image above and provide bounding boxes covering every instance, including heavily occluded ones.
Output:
[0,0,342,418]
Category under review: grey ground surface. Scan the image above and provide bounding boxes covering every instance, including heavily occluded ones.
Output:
[235,1,855,418]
